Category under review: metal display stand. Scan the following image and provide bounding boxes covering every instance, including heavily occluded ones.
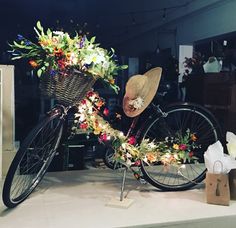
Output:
[106,167,134,208]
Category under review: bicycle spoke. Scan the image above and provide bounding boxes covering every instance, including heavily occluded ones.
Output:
[141,105,220,190]
[3,111,64,207]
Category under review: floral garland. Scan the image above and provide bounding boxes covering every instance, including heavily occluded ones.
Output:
[73,91,200,167]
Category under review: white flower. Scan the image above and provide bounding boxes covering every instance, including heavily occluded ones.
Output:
[148,142,156,149]
[128,96,144,110]
[53,31,64,35]
[126,159,132,166]
[102,61,110,69]
[79,113,85,122]
[68,52,78,65]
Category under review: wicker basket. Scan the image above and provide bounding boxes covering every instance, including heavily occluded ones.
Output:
[39,70,97,106]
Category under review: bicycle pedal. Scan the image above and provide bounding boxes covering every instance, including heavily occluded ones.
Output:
[139,178,147,185]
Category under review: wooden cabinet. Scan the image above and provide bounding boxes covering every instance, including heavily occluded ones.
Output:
[186,72,236,133]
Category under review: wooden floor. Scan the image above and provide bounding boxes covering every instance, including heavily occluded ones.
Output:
[1,168,236,228]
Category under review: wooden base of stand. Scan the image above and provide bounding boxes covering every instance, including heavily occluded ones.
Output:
[106,167,134,208]
[106,197,134,208]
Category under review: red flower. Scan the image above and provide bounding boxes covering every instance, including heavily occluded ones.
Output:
[80,123,88,129]
[54,47,63,57]
[57,59,66,69]
[179,144,187,150]
[103,108,109,116]
[87,91,95,97]
[189,151,194,157]
[128,136,136,145]
[134,160,141,166]
[100,133,107,142]
[81,99,86,105]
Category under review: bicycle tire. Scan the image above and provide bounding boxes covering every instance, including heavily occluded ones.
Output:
[140,103,222,191]
[2,108,64,208]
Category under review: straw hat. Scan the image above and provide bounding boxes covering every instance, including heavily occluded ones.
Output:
[123,67,162,117]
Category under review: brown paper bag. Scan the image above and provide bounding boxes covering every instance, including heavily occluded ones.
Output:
[229,169,236,200]
[205,172,230,206]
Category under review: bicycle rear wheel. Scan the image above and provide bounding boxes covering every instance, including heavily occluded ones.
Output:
[140,103,222,191]
[103,147,123,169]
[2,108,64,208]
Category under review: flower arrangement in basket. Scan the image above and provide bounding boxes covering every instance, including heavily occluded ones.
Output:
[9,21,127,104]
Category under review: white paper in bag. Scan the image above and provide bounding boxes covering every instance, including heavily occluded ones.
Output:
[204,140,236,174]
[226,131,236,159]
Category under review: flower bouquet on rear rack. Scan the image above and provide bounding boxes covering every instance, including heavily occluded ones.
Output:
[9,21,127,105]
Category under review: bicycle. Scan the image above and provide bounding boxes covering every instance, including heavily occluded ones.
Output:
[2,70,222,208]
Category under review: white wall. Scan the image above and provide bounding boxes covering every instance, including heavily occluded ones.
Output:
[0,65,16,179]
[118,0,236,57]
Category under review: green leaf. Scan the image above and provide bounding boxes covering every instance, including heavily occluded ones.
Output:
[121,65,128,69]
[12,41,27,49]
[110,48,115,53]
[12,56,23,60]
[90,36,96,44]
[36,21,43,31]
[37,69,42,77]
[47,28,52,38]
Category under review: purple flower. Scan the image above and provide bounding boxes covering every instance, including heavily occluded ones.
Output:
[50,70,57,76]
[79,36,86,48]
[24,40,31,46]
[17,34,24,40]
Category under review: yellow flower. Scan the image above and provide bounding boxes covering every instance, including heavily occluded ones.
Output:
[93,124,102,135]
[173,144,179,150]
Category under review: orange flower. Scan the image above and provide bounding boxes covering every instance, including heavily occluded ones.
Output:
[109,79,115,84]
[96,100,104,108]
[191,134,197,141]
[146,152,157,163]
[38,40,49,46]
[29,60,38,68]
[54,48,63,57]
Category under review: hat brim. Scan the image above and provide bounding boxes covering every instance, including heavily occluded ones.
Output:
[123,67,162,117]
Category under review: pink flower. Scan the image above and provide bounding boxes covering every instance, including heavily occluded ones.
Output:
[134,160,141,166]
[103,108,109,116]
[128,136,136,145]
[179,144,187,150]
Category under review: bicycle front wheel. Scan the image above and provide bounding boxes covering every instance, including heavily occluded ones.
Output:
[140,103,222,191]
[2,108,64,208]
